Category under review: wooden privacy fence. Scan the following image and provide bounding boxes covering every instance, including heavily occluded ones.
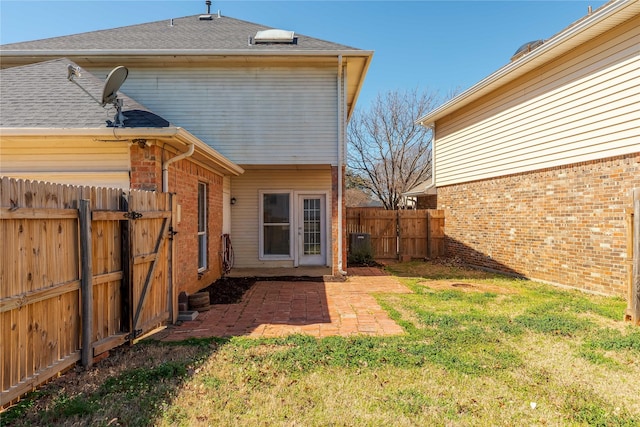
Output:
[0,177,175,406]
[346,208,445,260]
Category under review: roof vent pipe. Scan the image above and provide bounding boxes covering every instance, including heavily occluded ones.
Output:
[206,0,211,14]
[588,5,592,15]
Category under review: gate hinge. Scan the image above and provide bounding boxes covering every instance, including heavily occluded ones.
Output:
[125,329,143,340]
[168,226,179,240]
[123,211,143,220]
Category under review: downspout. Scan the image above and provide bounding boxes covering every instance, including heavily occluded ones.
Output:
[430,123,436,194]
[337,54,347,275]
[162,142,194,192]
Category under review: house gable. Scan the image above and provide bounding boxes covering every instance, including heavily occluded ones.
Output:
[431,7,639,187]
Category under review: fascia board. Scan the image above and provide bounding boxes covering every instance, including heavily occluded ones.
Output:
[0,127,179,138]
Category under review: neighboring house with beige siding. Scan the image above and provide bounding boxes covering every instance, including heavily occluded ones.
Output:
[416,0,640,297]
[0,12,372,277]
[0,58,243,296]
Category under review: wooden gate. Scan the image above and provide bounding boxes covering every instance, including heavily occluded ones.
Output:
[1,178,175,405]
[626,188,640,325]
[122,190,174,343]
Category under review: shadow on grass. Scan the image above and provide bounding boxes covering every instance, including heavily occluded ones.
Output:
[1,338,228,427]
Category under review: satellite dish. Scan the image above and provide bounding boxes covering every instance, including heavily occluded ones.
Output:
[101,66,128,106]
[100,66,129,127]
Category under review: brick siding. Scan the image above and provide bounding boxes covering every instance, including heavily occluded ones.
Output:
[130,144,224,295]
[438,152,640,296]
[331,165,345,275]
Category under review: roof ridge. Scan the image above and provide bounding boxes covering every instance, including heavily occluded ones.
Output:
[0,13,363,52]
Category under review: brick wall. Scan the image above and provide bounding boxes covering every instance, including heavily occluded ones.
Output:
[331,165,344,275]
[130,144,162,192]
[438,152,640,296]
[130,144,224,296]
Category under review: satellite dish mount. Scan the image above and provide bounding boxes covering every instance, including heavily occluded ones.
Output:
[101,66,129,127]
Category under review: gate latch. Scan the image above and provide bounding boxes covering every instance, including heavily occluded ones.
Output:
[125,329,143,340]
[123,211,143,220]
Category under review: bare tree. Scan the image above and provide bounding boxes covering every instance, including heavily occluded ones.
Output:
[348,88,438,210]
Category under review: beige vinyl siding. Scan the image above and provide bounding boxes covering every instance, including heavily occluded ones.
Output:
[0,136,130,188]
[434,15,640,186]
[229,168,332,268]
[88,66,339,166]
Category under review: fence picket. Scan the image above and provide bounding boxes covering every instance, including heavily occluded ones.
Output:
[346,208,445,260]
[1,177,171,406]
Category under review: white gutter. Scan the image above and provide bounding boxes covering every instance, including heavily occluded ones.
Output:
[415,0,637,126]
[337,54,347,275]
[162,142,194,192]
[0,127,184,137]
[2,49,374,57]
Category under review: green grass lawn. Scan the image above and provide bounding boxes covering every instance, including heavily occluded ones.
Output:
[3,262,639,426]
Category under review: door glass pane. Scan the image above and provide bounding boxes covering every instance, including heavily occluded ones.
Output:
[303,198,321,255]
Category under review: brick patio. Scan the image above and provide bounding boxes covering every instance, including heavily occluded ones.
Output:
[153,267,411,341]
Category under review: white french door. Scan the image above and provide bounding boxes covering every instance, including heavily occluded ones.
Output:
[297,194,326,266]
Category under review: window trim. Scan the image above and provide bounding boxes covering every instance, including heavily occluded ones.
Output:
[197,182,208,272]
[259,190,293,261]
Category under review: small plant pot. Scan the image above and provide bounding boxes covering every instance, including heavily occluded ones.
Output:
[188,292,210,312]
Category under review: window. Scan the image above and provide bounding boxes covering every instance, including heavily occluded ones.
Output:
[261,192,291,258]
[198,182,207,271]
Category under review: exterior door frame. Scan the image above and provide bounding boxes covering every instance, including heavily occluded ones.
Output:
[295,191,329,267]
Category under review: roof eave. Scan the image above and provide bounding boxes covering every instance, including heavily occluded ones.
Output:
[347,52,373,120]
[174,128,244,176]
[0,127,244,176]
[1,49,373,57]
[0,127,177,137]
[415,0,639,126]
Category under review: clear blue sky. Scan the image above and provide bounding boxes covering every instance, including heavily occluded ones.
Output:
[1,0,607,109]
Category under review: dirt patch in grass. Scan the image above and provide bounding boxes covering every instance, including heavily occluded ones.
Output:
[420,280,519,294]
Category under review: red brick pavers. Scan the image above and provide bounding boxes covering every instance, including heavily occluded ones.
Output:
[156,267,412,341]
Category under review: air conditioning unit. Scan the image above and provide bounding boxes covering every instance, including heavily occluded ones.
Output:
[349,233,371,254]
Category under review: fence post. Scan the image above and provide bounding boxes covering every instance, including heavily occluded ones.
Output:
[427,210,432,259]
[79,199,94,368]
[632,197,640,325]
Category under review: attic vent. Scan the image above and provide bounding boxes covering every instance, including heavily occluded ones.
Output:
[511,40,544,61]
[254,29,296,44]
[199,14,213,20]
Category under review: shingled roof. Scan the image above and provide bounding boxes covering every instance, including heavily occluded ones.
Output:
[0,14,359,53]
[0,58,170,129]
